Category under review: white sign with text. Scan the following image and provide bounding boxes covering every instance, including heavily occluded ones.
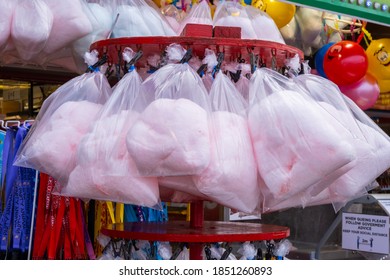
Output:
[342,213,389,254]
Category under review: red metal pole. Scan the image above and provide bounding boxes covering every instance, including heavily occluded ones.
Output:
[189,201,204,259]
[190,201,204,228]
[189,243,203,260]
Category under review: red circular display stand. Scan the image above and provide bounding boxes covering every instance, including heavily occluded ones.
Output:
[101,201,290,260]
[90,36,303,68]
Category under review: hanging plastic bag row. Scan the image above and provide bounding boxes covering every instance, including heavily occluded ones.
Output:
[14,46,390,214]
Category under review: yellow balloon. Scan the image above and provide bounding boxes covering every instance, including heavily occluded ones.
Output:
[366,38,390,93]
[257,0,296,29]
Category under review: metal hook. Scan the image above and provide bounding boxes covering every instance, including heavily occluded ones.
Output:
[4,120,21,129]
[23,120,35,128]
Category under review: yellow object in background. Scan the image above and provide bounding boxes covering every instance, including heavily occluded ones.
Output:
[252,0,296,29]
[366,38,390,93]
[210,2,216,18]
[153,0,162,7]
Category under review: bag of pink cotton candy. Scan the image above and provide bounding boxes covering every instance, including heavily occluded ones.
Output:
[14,50,112,189]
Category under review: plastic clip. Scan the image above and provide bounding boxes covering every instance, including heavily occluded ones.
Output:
[212,52,224,78]
[256,247,263,260]
[250,53,259,74]
[271,48,277,71]
[197,63,208,77]
[220,246,233,260]
[229,70,241,83]
[127,50,143,72]
[170,247,182,260]
[180,48,193,64]
[86,53,108,73]
[204,246,212,260]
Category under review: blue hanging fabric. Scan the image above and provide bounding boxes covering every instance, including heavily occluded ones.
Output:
[124,203,168,223]
[124,205,138,222]
[0,127,17,252]
[0,124,36,255]
[12,125,36,252]
[0,129,7,216]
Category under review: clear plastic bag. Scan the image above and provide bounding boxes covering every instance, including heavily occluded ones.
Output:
[42,0,93,54]
[112,0,176,38]
[237,241,256,260]
[245,4,285,44]
[213,1,285,43]
[213,1,257,39]
[162,4,183,33]
[0,0,18,52]
[126,44,211,177]
[14,51,111,188]
[194,70,259,214]
[293,75,390,211]
[292,76,374,204]
[176,246,189,260]
[157,241,172,260]
[159,176,209,201]
[63,49,160,208]
[207,245,237,260]
[72,0,116,71]
[248,68,357,212]
[176,0,212,35]
[11,0,53,61]
[201,48,218,93]
[227,62,251,104]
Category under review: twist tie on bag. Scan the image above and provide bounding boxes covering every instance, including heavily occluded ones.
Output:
[166,43,188,63]
[123,47,143,72]
[202,48,218,72]
[84,49,108,73]
[285,53,301,78]
[211,52,224,78]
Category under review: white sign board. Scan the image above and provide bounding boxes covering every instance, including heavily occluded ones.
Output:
[342,213,389,254]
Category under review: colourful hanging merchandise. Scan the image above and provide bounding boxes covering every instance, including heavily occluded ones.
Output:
[32,173,95,260]
[0,124,36,259]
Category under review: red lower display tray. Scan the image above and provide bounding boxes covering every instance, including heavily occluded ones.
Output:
[101,221,290,243]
